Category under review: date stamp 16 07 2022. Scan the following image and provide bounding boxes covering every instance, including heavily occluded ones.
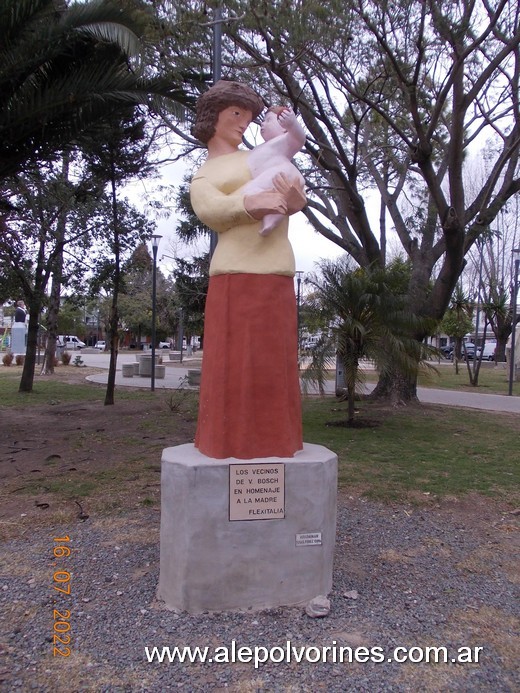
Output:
[52,536,72,657]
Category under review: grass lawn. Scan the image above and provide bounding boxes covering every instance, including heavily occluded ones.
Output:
[417,360,515,394]
[302,396,519,503]
[322,360,517,396]
[0,367,518,506]
[0,367,157,407]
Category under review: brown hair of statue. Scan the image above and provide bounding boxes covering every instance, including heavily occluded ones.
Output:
[192,80,264,144]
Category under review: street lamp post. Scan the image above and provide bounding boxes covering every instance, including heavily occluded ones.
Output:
[295,271,303,354]
[209,4,223,261]
[151,235,162,392]
[508,248,520,396]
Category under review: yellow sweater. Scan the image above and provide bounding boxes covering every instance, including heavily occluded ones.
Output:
[190,150,296,277]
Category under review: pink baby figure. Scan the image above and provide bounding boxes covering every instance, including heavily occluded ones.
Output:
[244,106,306,236]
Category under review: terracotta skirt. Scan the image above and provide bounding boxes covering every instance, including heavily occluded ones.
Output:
[195,273,303,459]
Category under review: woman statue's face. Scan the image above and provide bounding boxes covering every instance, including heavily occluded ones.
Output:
[212,105,253,148]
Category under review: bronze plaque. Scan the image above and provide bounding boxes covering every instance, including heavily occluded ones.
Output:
[229,463,285,521]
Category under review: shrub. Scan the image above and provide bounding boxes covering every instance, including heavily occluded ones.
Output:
[2,352,14,366]
[15,354,25,366]
[61,351,71,365]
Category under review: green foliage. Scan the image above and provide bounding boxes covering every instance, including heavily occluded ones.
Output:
[171,253,209,340]
[116,244,176,342]
[0,0,190,181]
[440,285,474,340]
[439,285,474,375]
[303,257,436,421]
[175,181,211,244]
[440,310,474,340]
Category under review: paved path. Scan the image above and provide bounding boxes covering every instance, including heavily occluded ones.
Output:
[80,350,520,414]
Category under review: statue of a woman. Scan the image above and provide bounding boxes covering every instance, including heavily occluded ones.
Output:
[190,80,307,459]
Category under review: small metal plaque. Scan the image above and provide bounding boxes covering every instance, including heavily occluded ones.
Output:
[295,532,322,546]
[229,463,285,521]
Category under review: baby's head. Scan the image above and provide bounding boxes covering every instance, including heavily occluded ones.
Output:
[260,106,289,141]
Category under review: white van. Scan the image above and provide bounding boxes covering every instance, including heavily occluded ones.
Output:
[477,341,496,361]
[58,335,86,350]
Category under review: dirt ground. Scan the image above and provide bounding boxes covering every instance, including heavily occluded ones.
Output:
[0,366,197,539]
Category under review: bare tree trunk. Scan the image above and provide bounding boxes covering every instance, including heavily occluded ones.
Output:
[370,369,418,404]
[347,383,356,424]
[41,155,69,374]
[41,252,63,374]
[18,301,41,392]
[104,153,120,406]
[105,303,119,405]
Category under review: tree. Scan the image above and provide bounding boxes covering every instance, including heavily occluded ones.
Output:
[0,159,99,390]
[0,0,189,183]
[459,166,520,363]
[0,0,192,392]
[439,286,474,376]
[303,256,435,422]
[171,253,209,346]
[82,114,158,404]
[118,243,176,347]
[164,0,520,400]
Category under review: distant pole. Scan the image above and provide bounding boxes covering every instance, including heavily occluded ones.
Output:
[151,235,162,392]
[474,238,483,350]
[295,271,303,354]
[213,6,222,83]
[508,249,520,395]
[209,6,223,260]
[178,309,184,364]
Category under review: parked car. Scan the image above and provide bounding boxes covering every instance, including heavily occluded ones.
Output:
[158,341,171,349]
[477,341,496,361]
[441,344,454,359]
[94,340,106,351]
[446,342,475,360]
[461,342,476,359]
[58,335,85,349]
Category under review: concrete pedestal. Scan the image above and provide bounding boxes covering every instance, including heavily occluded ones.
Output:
[155,365,166,379]
[157,443,337,613]
[187,369,201,386]
[138,354,160,376]
[11,323,27,355]
[122,363,134,377]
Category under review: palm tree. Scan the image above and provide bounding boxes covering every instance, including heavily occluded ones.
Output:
[0,0,189,182]
[439,285,474,375]
[303,257,436,424]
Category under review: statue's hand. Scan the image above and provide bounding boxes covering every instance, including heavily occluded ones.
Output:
[273,173,306,215]
[277,109,297,129]
[244,191,288,220]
